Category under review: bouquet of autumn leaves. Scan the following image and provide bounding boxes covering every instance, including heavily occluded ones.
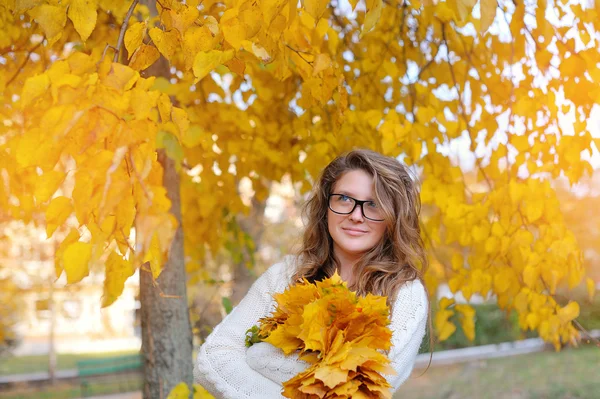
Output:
[245,273,395,399]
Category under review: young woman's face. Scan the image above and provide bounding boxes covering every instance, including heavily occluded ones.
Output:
[327,169,387,262]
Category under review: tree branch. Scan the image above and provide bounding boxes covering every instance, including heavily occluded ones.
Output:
[285,44,313,65]
[6,39,44,87]
[114,0,140,63]
[442,24,493,190]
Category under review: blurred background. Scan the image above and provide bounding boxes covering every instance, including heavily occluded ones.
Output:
[0,171,599,399]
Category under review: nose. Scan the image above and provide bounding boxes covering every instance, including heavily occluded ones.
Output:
[349,204,364,222]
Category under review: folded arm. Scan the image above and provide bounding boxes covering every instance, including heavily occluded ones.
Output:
[194,261,294,398]
[386,279,429,391]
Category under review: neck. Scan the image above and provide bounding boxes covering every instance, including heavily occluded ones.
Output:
[333,246,360,285]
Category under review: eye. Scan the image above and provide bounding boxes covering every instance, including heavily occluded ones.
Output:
[339,195,351,202]
[366,201,378,208]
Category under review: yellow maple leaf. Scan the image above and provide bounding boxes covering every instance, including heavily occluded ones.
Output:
[102,251,135,308]
[221,9,245,50]
[455,304,475,341]
[304,0,329,20]
[129,44,161,71]
[193,384,215,399]
[45,196,73,238]
[62,241,92,284]
[557,302,580,323]
[143,233,163,280]
[192,50,235,81]
[362,0,383,34]
[586,278,596,302]
[68,0,97,42]
[148,27,180,61]
[125,21,147,58]
[21,73,50,107]
[28,4,67,44]
[264,324,305,355]
[297,298,331,352]
[54,228,81,279]
[182,26,216,69]
[479,0,496,33]
[34,170,66,204]
[102,62,140,91]
[167,382,191,399]
[255,273,394,398]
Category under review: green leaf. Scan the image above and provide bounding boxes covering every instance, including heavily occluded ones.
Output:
[156,130,184,168]
[222,296,233,315]
[245,325,264,347]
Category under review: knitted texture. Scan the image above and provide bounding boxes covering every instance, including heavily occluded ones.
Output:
[246,342,309,385]
[194,255,428,398]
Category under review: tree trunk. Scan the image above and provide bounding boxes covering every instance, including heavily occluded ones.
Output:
[140,151,193,398]
[231,194,268,304]
[138,2,193,395]
[48,277,56,384]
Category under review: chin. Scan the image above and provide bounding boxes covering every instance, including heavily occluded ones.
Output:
[338,242,373,255]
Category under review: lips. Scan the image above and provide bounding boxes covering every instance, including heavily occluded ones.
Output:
[342,227,368,236]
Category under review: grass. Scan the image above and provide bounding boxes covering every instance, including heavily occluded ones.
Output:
[396,345,600,399]
[0,374,142,399]
[0,350,139,376]
[1,346,598,398]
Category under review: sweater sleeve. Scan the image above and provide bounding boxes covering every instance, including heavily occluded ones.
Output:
[386,279,429,392]
[246,342,310,385]
[194,259,295,399]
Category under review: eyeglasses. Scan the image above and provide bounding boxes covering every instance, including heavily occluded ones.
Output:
[328,194,385,221]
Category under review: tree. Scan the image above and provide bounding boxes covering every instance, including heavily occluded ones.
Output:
[1,0,598,393]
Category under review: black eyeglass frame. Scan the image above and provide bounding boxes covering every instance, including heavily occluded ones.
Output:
[327,193,385,222]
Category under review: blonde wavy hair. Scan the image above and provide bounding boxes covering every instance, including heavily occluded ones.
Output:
[292,149,429,305]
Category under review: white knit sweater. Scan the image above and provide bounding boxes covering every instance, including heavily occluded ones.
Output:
[194,255,428,398]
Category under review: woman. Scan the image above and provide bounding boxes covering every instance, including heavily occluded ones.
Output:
[194,149,430,398]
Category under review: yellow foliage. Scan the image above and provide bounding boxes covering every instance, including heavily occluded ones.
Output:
[167,382,215,399]
[45,196,73,238]
[67,0,97,42]
[125,21,147,58]
[0,0,596,353]
[129,44,161,71]
[193,50,235,82]
[253,273,394,399]
[62,241,92,285]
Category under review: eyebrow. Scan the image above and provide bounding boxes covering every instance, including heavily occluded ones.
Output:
[334,190,375,202]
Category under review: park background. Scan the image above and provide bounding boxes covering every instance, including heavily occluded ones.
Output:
[1,0,600,398]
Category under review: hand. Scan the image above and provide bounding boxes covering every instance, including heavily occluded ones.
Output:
[246,342,309,385]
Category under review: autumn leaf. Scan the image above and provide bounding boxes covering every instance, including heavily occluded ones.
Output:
[125,21,147,58]
[143,233,163,280]
[54,228,80,279]
[21,73,50,107]
[28,4,67,43]
[102,251,135,307]
[68,0,97,42]
[480,0,497,33]
[362,0,383,34]
[304,0,329,20]
[255,273,393,398]
[221,9,245,50]
[129,45,161,71]
[148,27,180,61]
[34,170,66,204]
[62,241,92,284]
[45,196,73,238]
[586,278,596,302]
[557,302,580,323]
[1,0,596,355]
[192,50,235,81]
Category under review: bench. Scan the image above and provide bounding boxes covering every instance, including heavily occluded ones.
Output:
[76,353,142,397]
